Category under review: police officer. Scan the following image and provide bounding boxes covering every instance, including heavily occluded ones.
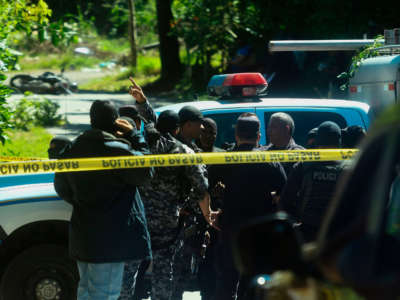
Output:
[261,112,304,175]
[196,117,223,300]
[172,105,209,300]
[341,125,366,148]
[305,127,318,149]
[177,105,204,153]
[280,121,347,242]
[209,113,287,300]
[119,77,218,300]
[196,118,223,153]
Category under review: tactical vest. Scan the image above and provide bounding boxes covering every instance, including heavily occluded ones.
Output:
[299,162,344,228]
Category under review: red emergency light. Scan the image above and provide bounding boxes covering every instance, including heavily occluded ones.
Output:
[207,73,268,97]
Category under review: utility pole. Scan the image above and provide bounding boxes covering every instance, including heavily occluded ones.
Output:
[128,0,137,67]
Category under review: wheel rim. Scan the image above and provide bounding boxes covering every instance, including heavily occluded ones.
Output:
[24,267,70,300]
[35,277,62,300]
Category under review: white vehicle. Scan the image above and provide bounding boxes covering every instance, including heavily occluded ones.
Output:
[0,73,370,300]
[348,47,400,115]
[269,39,400,116]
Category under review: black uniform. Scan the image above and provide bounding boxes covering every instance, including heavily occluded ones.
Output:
[281,161,347,242]
[209,143,287,300]
[260,138,304,176]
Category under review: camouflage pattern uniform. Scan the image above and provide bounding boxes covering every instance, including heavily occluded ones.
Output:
[171,134,207,300]
[120,101,208,300]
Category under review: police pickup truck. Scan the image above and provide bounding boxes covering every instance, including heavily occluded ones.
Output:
[0,73,370,300]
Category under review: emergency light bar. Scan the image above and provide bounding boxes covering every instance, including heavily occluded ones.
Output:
[207,73,268,97]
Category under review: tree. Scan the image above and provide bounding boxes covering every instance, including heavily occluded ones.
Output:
[155,0,182,83]
[127,0,138,66]
[0,0,76,143]
[171,0,259,83]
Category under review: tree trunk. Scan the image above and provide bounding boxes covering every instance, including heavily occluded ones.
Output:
[155,0,182,82]
[128,0,137,67]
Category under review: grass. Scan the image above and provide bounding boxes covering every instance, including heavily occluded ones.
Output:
[80,53,161,92]
[97,38,130,54]
[80,72,159,92]
[0,127,52,159]
[18,53,103,71]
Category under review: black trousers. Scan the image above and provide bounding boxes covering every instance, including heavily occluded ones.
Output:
[214,233,250,300]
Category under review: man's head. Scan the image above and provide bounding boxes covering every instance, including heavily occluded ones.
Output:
[306,127,318,149]
[157,110,180,136]
[199,118,218,151]
[267,112,295,148]
[316,121,342,148]
[119,105,142,131]
[48,136,71,159]
[341,125,366,148]
[179,106,204,140]
[235,113,261,146]
[90,100,119,133]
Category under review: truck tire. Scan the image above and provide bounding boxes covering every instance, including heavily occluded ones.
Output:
[0,244,78,300]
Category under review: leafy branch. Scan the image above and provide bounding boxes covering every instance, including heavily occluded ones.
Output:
[338,35,384,90]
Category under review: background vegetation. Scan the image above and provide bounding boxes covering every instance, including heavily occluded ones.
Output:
[0,0,398,154]
[0,127,52,158]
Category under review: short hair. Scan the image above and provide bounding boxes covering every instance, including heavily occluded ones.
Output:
[202,118,217,132]
[235,114,260,140]
[269,112,295,135]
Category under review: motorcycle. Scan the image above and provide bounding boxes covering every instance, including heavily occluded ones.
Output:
[10,70,78,94]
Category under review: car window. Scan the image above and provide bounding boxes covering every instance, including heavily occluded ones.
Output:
[204,112,243,147]
[264,111,347,147]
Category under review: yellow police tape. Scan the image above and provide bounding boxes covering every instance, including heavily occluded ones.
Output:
[0,149,358,176]
[0,156,46,162]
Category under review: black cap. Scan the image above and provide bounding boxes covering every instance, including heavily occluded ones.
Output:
[157,110,179,134]
[316,121,341,147]
[341,125,366,148]
[307,127,318,139]
[90,100,118,133]
[236,115,260,140]
[179,106,203,124]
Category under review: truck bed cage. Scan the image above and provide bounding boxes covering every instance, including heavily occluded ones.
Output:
[374,45,400,55]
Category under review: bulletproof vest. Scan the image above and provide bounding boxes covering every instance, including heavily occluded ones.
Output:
[299,162,344,228]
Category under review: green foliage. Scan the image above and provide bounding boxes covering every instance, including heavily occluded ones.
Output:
[0,126,52,158]
[172,0,255,71]
[101,0,158,42]
[97,38,130,54]
[19,53,102,70]
[0,0,55,143]
[8,95,62,130]
[80,72,159,92]
[80,52,161,92]
[136,55,161,76]
[338,35,384,90]
[0,85,12,144]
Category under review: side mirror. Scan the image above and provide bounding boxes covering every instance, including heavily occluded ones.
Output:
[233,212,305,277]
